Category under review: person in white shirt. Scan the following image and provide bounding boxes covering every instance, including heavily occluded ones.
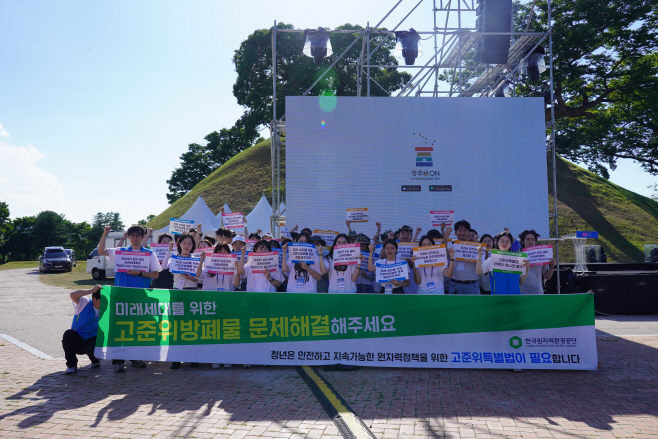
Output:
[237,240,284,293]
[162,233,199,291]
[281,232,326,293]
[320,233,363,294]
[411,235,455,294]
[196,243,243,292]
[518,229,556,294]
[355,234,376,294]
[367,239,410,294]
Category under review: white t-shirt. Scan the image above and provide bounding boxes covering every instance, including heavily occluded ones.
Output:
[73,296,99,318]
[245,263,284,292]
[163,251,198,289]
[325,257,358,294]
[415,266,446,294]
[286,253,321,293]
[198,268,236,292]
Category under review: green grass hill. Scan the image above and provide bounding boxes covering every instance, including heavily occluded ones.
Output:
[148,140,658,263]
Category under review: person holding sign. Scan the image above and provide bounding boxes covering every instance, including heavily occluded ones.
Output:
[411,236,455,294]
[231,236,248,291]
[163,233,199,290]
[237,240,284,292]
[447,220,480,295]
[368,239,410,294]
[476,231,530,295]
[151,233,175,289]
[281,232,325,293]
[519,230,556,294]
[355,234,376,294]
[321,234,363,294]
[98,225,161,372]
[478,234,494,294]
[196,243,242,292]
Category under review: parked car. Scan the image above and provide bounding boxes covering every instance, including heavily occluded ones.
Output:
[64,249,77,267]
[39,246,73,273]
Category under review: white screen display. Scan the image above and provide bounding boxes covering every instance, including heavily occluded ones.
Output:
[286,97,549,239]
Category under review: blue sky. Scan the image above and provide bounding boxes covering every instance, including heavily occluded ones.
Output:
[1,0,655,225]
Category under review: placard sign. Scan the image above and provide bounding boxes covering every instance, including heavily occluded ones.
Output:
[222,212,245,229]
[413,245,448,268]
[313,230,339,247]
[193,247,214,255]
[453,240,480,262]
[347,208,369,223]
[205,253,237,275]
[280,226,292,239]
[114,250,152,273]
[289,242,317,264]
[490,250,528,275]
[360,252,370,270]
[248,251,279,273]
[397,242,416,259]
[169,255,201,275]
[523,245,554,266]
[150,243,176,263]
[332,243,361,266]
[246,239,258,252]
[169,218,194,236]
[430,210,454,226]
[576,231,598,239]
[376,261,409,283]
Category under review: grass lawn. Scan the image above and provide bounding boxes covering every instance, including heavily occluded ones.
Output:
[38,261,114,290]
[0,261,39,271]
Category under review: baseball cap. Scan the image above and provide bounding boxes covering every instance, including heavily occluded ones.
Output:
[232,235,246,244]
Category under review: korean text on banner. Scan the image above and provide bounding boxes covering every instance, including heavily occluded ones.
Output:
[245,239,258,252]
[524,245,553,266]
[150,243,175,263]
[248,251,279,273]
[169,255,201,275]
[313,230,339,247]
[222,212,245,229]
[169,218,194,236]
[376,261,409,283]
[96,287,598,370]
[289,243,316,264]
[491,250,528,275]
[397,242,415,259]
[413,245,447,267]
[193,247,214,256]
[333,243,361,266]
[453,240,480,262]
[280,226,292,239]
[114,251,152,273]
[347,208,369,223]
[430,210,454,226]
[206,253,237,275]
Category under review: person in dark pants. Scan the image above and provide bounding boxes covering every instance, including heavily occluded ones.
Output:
[62,285,103,375]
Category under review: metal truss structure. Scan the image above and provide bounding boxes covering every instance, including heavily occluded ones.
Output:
[269,0,560,291]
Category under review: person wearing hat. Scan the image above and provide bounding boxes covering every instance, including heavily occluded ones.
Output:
[310,235,329,292]
[355,234,376,294]
[231,235,248,291]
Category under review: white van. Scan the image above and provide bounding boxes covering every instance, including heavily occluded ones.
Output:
[85,232,126,281]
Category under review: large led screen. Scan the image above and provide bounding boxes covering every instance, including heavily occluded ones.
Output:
[286,97,549,239]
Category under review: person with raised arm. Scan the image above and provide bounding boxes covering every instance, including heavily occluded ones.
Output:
[447,219,480,295]
[518,229,556,294]
[368,239,410,294]
[321,233,363,294]
[281,232,325,293]
[476,230,530,294]
[98,225,161,372]
[411,235,455,294]
[236,239,284,292]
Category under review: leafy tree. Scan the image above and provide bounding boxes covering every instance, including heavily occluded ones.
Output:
[89,212,124,246]
[32,211,67,250]
[233,23,412,131]
[2,216,37,261]
[138,214,156,226]
[63,220,92,258]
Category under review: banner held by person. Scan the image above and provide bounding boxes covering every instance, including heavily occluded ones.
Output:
[248,251,279,273]
[332,243,361,266]
[245,239,258,252]
[280,226,292,239]
[95,287,598,370]
[347,208,369,223]
[289,242,317,264]
[169,218,194,236]
[413,245,448,268]
[453,240,480,262]
[524,245,554,266]
[313,230,339,247]
[206,253,237,275]
[222,212,245,229]
[490,250,528,275]
[114,251,152,273]
[150,243,176,263]
[430,210,454,227]
[397,242,415,259]
[376,261,409,283]
[169,255,201,276]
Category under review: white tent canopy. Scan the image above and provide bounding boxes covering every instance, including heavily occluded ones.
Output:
[153,196,221,240]
[245,195,273,235]
[216,202,232,219]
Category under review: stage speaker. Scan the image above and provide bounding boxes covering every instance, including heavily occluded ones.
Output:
[474,0,513,64]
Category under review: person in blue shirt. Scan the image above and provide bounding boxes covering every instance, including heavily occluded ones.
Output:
[62,285,103,375]
[476,231,529,294]
[98,225,162,372]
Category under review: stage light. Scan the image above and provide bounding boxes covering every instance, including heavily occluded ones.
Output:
[521,46,546,81]
[394,28,422,65]
[303,28,333,64]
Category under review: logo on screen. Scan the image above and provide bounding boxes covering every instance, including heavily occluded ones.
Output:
[413,132,434,167]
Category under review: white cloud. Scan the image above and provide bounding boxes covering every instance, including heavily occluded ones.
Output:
[0,142,66,217]
[0,122,9,137]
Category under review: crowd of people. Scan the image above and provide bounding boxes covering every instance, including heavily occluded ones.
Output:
[62,218,557,374]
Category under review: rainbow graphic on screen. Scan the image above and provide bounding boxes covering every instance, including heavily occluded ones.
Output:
[413,132,435,167]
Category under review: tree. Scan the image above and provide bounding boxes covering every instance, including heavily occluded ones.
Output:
[2,216,37,261]
[233,23,412,131]
[32,211,67,250]
[138,214,156,226]
[63,220,93,258]
[0,202,12,263]
[89,212,124,246]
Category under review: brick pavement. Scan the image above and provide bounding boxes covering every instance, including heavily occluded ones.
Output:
[1,336,658,438]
